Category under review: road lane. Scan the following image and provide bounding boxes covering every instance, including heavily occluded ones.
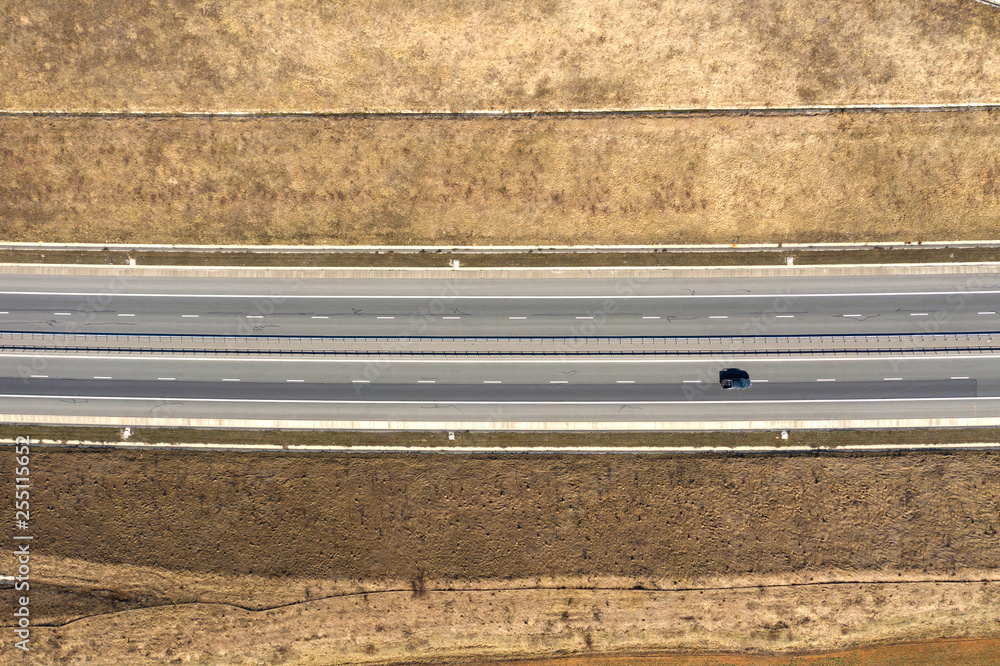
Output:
[3,271,1000,427]
[1,274,999,337]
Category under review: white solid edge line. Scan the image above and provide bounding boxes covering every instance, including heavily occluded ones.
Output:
[417,380,436,383]
[286,379,305,383]
[483,380,502,384]
[221,378,240,382]
[157,377,175,381]
[29,375,47,378]
[8,289,1000,299]
[351,380,370,383]
[616,380,635,383]
[4,394,1000,406]
[817,378,837,382]
[951,376,971,379]
[754,380,769,383]
[682,380,702,383]
[883,378,903,381]
[94,376,112,379]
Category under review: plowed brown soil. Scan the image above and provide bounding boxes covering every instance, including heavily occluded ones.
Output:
[1,445,998,663]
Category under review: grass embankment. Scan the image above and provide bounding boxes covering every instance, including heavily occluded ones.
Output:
[3,112,1000,246]
[3,0,1000,112]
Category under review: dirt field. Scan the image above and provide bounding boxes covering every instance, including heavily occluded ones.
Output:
[2,445,998,662]
[3,111,1000,246]
[3,0,1000,112]
[509,638,1000,665]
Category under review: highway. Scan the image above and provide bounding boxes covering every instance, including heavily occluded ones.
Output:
[2,271,999,428]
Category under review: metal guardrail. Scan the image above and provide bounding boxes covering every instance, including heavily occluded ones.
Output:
[2,330,999,357]
[3,239,1000,254]
[2,345,999,357]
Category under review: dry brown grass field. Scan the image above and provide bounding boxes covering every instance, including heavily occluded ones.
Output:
[3,111,1000,245]
[3,0,1000,112]
[1,446,998,662]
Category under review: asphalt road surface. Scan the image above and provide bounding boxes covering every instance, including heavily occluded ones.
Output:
[2,272,999,427]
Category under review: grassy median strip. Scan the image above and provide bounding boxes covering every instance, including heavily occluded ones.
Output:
[4,426,1000,450]
[4,0,1000,112]
[4,112,1000,246]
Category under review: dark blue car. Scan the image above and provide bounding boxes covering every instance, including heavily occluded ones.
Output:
[720,368,752,390]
